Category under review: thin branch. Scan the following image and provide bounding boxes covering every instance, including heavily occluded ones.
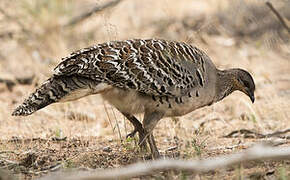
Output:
[103,103,115,134]
[0,76,34,91]
[265,1,290,33]
[111,108,123,141]
[64,0,123,27]
[0,150,18,155]
[0,78,15,91]
[0,31,14,39]
[40,144,290,180]
[224,128,290,139]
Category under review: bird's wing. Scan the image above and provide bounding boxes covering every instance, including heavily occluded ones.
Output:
[53,39,208,97]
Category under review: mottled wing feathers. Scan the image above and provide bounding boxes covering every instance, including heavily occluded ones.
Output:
[54,39,208,97]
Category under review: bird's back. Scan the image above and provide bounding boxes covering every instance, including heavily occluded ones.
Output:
[54,39,214,98]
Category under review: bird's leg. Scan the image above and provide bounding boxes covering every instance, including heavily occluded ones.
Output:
[121,112,147,150]
[121,112,144,138]
[126,129,137,139]
[142,110,165,159]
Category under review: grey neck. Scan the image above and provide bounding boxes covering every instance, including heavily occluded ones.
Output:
[214,69,236,102]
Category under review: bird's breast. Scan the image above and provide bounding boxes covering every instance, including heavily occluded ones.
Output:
[100,86,215,117]
[164,87,215,117]
[101,88,148,114]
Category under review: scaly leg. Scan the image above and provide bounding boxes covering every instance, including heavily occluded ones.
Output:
[142,110,165,159]
[121,112,147,149]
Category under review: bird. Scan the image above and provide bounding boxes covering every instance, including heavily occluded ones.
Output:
[12,39,255,158]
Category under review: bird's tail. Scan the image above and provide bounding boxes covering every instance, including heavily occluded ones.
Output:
[12,75,101,116]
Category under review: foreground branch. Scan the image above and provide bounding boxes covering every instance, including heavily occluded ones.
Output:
[265,1,290,33]
[64,0,123,27]
[40,144,290,180]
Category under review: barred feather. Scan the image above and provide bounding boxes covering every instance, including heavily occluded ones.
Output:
[54,39,209,97]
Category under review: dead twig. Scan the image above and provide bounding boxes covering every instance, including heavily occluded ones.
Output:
[64,0,123,27]
[103,103,115,134]
[265,1,290,33]
[0,76,34,91]
[0,151,18,155]
[224,128,290,139]
[0,159,19,168]
[8,137,50,143]
[40,144,290,180]
[267,129,290,138]
[51,137,67,142]
[208,143,252,151]
[198,117,222,129]
[111,108,123,141]
[15,76,35,85]
[0,78,15,91]
[0,31,14,39]
[224,129,265,138]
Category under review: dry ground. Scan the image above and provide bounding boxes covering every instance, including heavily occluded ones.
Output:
[0,0,289,179]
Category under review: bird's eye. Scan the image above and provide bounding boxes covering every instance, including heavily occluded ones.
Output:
[243,81,250,88]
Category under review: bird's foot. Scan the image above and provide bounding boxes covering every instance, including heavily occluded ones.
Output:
[148,134,160,159]
[152,150,160,159]
[126,129,138,139]
[126,127,148,151]
[138,132,161,159]
[137,130,148,151]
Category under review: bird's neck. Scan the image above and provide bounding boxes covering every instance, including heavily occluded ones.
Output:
[214,69,237,102]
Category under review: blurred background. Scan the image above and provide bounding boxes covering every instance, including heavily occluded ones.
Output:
[0,0,289,178]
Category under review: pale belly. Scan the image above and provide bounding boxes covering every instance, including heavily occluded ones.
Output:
[101,87,215,117]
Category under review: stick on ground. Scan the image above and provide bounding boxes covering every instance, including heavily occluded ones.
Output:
[265,1,290,33]
[40,144,290,180]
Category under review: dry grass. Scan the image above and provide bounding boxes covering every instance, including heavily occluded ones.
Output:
[0,0,289,179]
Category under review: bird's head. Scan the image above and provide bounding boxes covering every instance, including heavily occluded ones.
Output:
[232,68,256,103]
[216,68,255,103]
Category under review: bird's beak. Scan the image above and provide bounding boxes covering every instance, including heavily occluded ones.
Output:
[247,90,255,103]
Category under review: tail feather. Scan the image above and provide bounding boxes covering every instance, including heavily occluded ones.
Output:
[12,75,100,116]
